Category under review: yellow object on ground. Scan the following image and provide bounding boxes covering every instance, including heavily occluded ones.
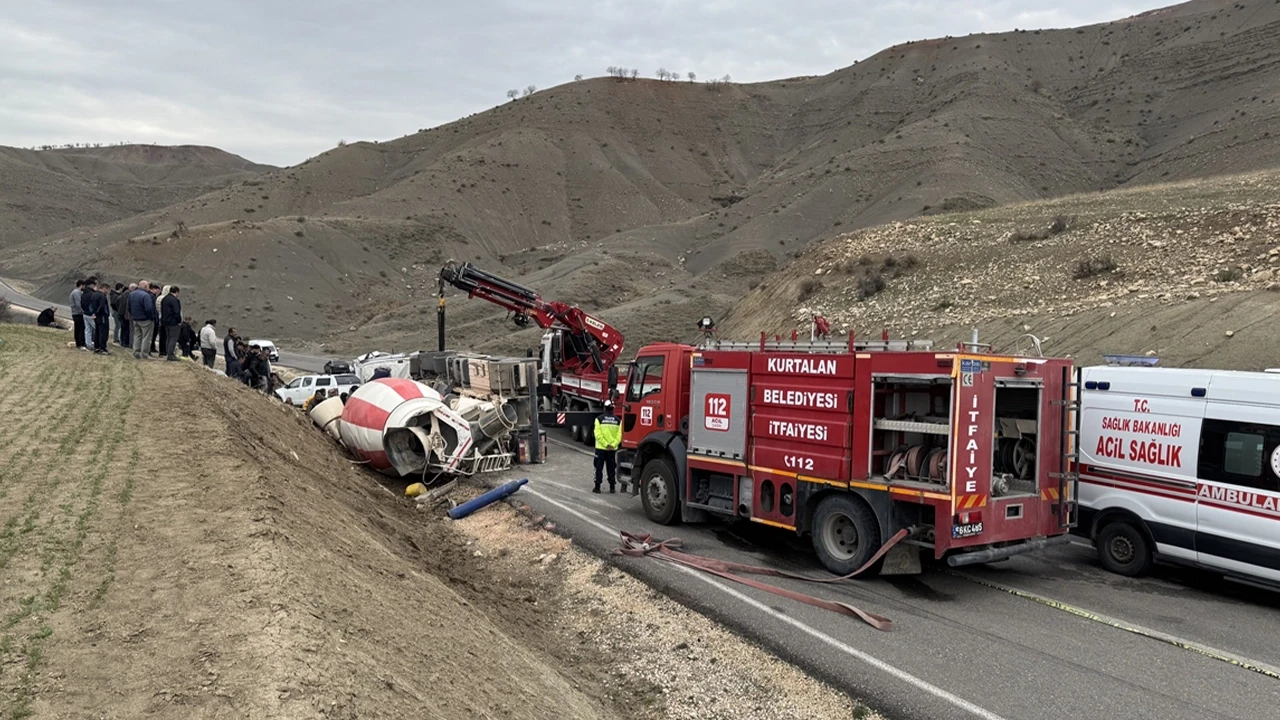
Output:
[405,482,427,497]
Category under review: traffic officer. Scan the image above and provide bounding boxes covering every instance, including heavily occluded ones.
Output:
[593,400,622,494]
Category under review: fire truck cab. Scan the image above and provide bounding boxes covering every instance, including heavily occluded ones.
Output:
[618,336,1078,575]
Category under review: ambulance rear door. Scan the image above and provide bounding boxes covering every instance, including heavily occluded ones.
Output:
[1195,372,1280,584]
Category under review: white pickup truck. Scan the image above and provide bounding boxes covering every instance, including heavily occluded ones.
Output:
[275,373,361,406]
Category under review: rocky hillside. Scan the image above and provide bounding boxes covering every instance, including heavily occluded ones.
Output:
[0,144,273,246]
[3,0,1280,353]
[726,168,1280,370]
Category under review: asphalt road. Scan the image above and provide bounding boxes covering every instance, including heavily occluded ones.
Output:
[0,278,327,372]
[514,433,1280,720]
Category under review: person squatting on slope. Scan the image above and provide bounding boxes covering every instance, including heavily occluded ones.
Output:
[592,400,622,494]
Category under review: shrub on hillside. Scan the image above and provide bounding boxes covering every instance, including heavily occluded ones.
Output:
[1215,267,1244,283]
[0,297,10,322]
[1073,255,1117,279]
[797,278,824,302]
[833,252,921,299]
[1011,214,1076,243]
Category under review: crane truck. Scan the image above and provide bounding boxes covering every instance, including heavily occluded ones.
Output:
[617,330,1080,575]
[438,261,625,446]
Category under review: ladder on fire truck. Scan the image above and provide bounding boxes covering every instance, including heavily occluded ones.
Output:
[704,330,935,353]
[1050,365,1082,529]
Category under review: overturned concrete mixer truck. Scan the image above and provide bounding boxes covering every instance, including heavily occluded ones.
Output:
[308,377,519,478]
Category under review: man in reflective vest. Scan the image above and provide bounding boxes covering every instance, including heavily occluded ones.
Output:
[593,401,622,494]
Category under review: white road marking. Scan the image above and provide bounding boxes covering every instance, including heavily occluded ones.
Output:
[523,485,1010,720]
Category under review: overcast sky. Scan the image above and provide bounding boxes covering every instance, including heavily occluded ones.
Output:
[1,0,1175,167]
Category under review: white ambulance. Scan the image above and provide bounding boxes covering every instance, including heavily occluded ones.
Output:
[1076,366,1280,588]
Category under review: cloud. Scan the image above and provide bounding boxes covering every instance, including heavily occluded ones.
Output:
[0,0,1173,166]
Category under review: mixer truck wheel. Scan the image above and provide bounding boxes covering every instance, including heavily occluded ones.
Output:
[639,458,680,525]
[812,494,880,576]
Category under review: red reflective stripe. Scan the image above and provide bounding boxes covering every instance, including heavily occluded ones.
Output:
[378,377,425,400]
[343,397,390,432]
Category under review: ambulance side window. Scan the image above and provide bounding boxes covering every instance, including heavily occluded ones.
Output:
[1198,419,1280,492]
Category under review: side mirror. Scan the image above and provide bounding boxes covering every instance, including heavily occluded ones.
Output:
[608,365,618,391]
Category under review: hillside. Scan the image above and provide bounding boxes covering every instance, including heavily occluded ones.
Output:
[0,325,865,719]
[0,144,273,247]
[2,0,1280,354]
[726,167,1280,370]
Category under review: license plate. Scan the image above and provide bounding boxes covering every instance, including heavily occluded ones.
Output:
[952,522,984,538]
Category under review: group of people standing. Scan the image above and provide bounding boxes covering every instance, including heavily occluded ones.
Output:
[61,278,279,395]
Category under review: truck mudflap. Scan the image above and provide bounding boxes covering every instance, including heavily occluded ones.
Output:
[945,534,1072,568]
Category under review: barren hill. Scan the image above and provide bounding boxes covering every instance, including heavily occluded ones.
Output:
[725,167,1280,370]
[0,144,273,247]
[3,0,1280,353]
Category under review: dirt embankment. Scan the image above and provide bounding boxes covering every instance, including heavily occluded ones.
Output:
[0,325,868,719]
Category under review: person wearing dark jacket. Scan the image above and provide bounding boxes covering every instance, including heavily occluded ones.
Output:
[116,283,134,348]
[160,287,183,361]
[80,281,105,354]
[37,307,57,327]
[178,316,198,359]
[80,275,99,349]
[91,282,111,353]
[129,281,158,359]
[69,280,85,350]
[223,327,241,377]
[109,284,123,345]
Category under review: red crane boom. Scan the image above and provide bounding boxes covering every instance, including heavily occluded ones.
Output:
[438,261,624,375]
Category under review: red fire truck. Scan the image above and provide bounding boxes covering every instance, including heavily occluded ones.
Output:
[617,334,1079,575]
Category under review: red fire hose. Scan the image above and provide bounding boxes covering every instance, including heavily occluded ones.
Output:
[615,527,909,631]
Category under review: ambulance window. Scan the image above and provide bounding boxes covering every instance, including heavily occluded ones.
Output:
[1199,419,1280,492]
[1223,432,1263,476]
[627,357,664,402]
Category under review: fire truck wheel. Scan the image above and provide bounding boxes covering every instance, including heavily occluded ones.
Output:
[812,494,879,575]
[582,418,595,447]
[639,458,680,525]
[1096,520,1153,576]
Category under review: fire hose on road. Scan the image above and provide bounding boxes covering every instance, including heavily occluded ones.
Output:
[615,527,911,631]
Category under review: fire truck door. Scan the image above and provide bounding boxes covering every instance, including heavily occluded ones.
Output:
[623,353,669,440]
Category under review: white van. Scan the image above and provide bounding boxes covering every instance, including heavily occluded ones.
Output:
[1076,366,1280,587]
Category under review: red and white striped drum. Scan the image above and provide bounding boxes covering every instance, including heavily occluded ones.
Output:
[340,378,448,476]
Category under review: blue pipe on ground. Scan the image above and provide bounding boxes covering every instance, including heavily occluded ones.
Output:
[446,478,529,519]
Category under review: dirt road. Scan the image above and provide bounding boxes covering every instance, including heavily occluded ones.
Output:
[0,325,866,719]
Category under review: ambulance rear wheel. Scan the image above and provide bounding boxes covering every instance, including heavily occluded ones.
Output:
[812,494,880,576]
[639,458,680,526]
[1096,520,1153,577]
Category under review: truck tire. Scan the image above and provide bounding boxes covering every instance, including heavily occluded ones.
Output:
[811,494,880,576]
[581,410,595,447]
[1096,520,1153,577]
[639,457,680,526]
